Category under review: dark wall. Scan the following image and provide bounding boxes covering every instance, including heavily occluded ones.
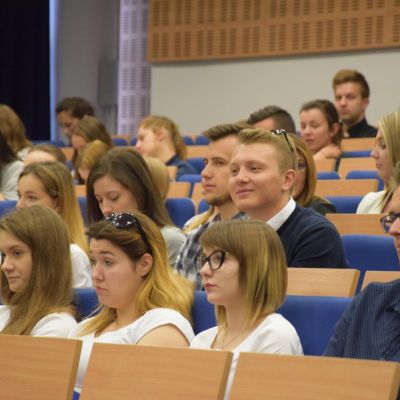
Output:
[0,0,50,140]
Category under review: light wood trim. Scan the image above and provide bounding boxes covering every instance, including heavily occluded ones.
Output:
[0,335,82,400]
[61,147,74,161]
[187,145,207,158]
[75,185,87,197]
[80,344,232,400]
[362,271,400,290]
[316,179,378,197]
[230,352,400,400]
[166,165,178,181]
[338,157,376,178]
[342,138,375,152]
[287,268,359,297]
[326,213,385,236]
[167,182,191,198]
[191,182,204,208]
[314,158,336,172]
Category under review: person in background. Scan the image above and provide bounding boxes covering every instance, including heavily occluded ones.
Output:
[86,148,186,264]
[0,128,24,201]
[324,161,400,364]
[299,99,343,162]
[69,211,194,394]
[290,134,336,216]
[247,105,296,133]
[17,162,92,288]
[0,104,32,160]
[0,205,77,336]
[56,97,95,140]
[135,115,197,180]
[75,140,109,184]
[191,219,302,400]
[357,111,400,214]
[175,123,247,289]
[332,69,377,138]
[229,128,347,268]
[25,143,67,166]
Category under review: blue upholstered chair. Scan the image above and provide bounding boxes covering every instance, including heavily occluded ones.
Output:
[77,196,88,225]
[195,135,209,145]
[198,198,210,214]
[326,196,363,213]
[187,157,205,174]
[165,198,195,229]
[0,200,17,217]
[183,136,194,145]
[342,150,372,158]
[341,234,399,293]
[192,291,216,335]
[130,137,137,146]
[177,174,201,197]
[278,295,352,356]
[112,137,128,146]
[317,171,340,180]
[74,288,99,320]
[346,170,384,191]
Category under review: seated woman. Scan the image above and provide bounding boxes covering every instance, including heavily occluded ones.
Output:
[0,104,32,160]
[75,140,109,183]
[299,99,343,161]
[290,134,336,215]
[135,115,197,180]
[25,143,67,166]
[69,211,194,393]
[191,219,303,399]
[70,115,113,183]
[0,205,77,336]
[17,162,92,288]
[87,148,186,264]
[357,111,400,214]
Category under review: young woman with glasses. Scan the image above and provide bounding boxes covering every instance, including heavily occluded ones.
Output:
[191,219,302,399]
[69,211,194,394]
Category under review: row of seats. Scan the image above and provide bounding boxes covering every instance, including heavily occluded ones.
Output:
[5,330,399,400]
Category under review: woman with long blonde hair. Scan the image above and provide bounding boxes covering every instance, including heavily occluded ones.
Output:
[17,161,91,287]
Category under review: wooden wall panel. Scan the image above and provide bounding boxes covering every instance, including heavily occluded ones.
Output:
[148,0,400,62]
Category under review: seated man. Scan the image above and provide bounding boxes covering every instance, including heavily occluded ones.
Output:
[324,161,400,361]
[229,128,347,268]
[175,123,248,289]
[247,105,296,133]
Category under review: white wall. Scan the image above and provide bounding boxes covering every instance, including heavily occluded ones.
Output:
[151,49,400,135]
[55,0,119,138]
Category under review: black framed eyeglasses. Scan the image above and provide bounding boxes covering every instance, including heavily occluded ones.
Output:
[271,129,296,169]
[380,213,400,233]
[195,250,226,273]
[106,213,152,254]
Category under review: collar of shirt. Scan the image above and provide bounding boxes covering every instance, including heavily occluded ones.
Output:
[266,197,296,231]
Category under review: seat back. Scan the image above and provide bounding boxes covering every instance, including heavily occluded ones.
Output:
[230,352,400,400]
[74,288,99,319]
[316,179,378,196]
[338,157,376,178]
[326,213,385,235]
[74,184,86,197]
[346,170,384,190]
[341,137,375,152]
[187,157,205,174]
[187,145,207,158]
[287,268,359,297]
[278,295,352,355]
[165,197,195,228]
[192,290,217,334]
[80,344,232,400]
[0,335,82,400]
[191,182,204,209]
[167,181,191,198]
[0,200,17,217]
[326,195,363,213]
[362,271,400,290]
[314,158,336,172]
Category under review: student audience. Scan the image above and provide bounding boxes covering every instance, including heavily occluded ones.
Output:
[56,97,95,140]
[0,104,32,160]
[17,162,92,288]
[357,111,400,214]
[332,69,377,138]
[290,134,336,215]
[86,148,186,264]
[229,128,347,268]
[299,99,343,161]
[175,123,247,288]
[0,205,77,336]
[24,143,67,165]
[0,128,24,201]
[69,211,194,393]
[135,115,197,180]
[247,105,296,133]
[191,219,302,399]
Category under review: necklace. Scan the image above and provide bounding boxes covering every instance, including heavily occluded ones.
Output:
[217,329,248,350]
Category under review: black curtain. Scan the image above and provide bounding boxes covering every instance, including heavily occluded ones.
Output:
[0,0,50,140]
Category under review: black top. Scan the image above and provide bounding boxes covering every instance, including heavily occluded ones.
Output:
[305,197,336,216]
[347,118,377,138]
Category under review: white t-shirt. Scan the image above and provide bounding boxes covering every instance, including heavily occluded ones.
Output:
[0,305,77,337]
[70,244,92,288]
[190,313,303,400]
[69,308,194,391]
